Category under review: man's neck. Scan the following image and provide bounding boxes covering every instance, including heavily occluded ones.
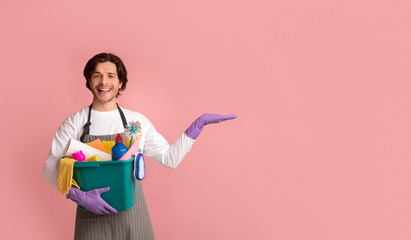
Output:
[91,100,118,112]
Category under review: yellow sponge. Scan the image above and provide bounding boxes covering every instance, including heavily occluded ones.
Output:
[86,155,101,162]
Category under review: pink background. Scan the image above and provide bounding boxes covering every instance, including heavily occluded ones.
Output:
[1,0,411,239]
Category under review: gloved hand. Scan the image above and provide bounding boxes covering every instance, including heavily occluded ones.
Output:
[66,186,118,215]
[185,113,237,140]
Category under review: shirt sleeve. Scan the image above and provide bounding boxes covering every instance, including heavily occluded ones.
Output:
[143,119,195,169]
[41,116,81,190]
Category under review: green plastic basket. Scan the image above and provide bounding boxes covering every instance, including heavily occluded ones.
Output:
[73,158,136,211]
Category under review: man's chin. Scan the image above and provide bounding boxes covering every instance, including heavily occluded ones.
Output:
[93,95,116,104]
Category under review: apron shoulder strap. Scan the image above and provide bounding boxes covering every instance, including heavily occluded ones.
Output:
[116,103,128,128]
[80,104,93,142]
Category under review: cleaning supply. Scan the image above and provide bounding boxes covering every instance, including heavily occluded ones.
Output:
[126,138,131,148]
[73,158,136,211]
[120,134,145,181]
[112,134,128,160]
[125,121,142,148]
[64,138,112,161]
[72,151,86,162]
[102,141,115,154]
[86,154,101,162]
[57,157,80,195]
[119,137,140,161]
[134,152,145,181]
[85,138,107,153]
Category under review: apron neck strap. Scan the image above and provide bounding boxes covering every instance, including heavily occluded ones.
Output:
[80,103,128,142]
[116,103,128,128]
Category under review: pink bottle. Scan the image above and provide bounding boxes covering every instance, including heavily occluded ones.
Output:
[72,151,86,162]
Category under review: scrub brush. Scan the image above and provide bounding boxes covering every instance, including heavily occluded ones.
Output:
[125,121,142,148]
[134,152,145,181]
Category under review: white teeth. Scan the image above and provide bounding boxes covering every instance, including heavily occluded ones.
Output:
[98,88,111,91]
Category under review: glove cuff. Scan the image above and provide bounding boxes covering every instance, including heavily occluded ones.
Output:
[66,186,83,203]
[184,119,203,140]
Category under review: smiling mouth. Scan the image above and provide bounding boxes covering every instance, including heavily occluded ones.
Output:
[97,88,112,93]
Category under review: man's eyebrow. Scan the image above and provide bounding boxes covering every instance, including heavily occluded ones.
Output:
[92,71,117,75]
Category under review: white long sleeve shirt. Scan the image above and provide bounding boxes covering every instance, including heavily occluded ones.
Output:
[42,106,195,190]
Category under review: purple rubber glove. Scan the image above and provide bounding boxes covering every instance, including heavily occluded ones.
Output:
[66,186,118,215]
[185,113,237,140]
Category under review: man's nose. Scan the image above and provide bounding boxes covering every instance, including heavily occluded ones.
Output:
[101,74,109,83]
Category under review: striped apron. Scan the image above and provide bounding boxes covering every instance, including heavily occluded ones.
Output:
[74,105,155,240]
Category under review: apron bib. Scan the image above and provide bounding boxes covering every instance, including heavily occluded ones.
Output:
[74,104,155,240]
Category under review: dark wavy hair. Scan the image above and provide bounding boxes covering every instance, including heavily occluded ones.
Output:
[83,53,128,97]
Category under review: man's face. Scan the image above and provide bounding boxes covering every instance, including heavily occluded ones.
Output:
[89,61,123,105]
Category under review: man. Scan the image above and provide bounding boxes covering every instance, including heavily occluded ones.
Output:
[42,53,237,239]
